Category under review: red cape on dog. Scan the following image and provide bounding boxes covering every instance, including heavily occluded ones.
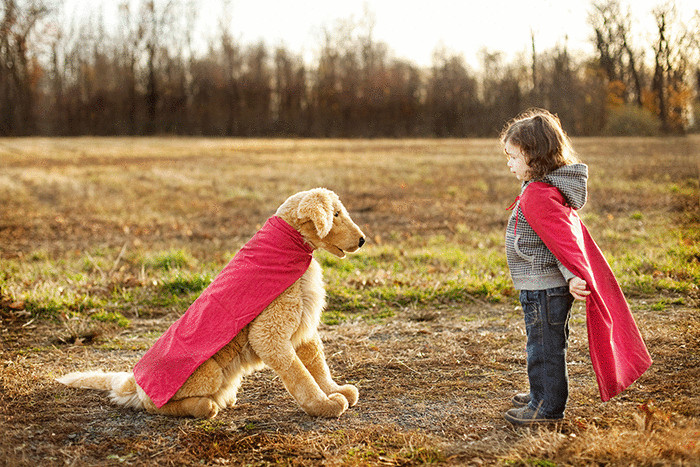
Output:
[134,216,314,408]
[519,182,652,401]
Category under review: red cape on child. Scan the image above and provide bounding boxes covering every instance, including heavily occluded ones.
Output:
[519,182,652,401]
[133,216,314,408]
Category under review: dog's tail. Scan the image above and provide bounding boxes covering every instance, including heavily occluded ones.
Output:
[56,371,143,409]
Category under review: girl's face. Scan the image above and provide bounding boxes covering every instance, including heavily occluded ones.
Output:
[505,141,531,181]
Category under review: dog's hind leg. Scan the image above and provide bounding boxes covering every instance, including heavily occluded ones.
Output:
[296,334,359,407]
[210,331,256,409]
[138,358,223,419]
[143,395,219,419]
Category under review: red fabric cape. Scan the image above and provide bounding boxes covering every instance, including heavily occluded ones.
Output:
[133,216,314,408]
[519,182,652,401]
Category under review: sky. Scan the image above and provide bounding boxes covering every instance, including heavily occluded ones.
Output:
[62,0,698,69]
[223,0,598,66]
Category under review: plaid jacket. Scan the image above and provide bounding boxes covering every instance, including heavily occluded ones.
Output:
[505,163,588,290]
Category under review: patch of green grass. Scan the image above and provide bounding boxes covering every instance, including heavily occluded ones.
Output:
[145,249,194,271]
[363,307,395,323]
[322,239,514,323]
[143,289,196,311]
[91,310,130,328]
[193,419,230,432]
[24,293,106,320]
[160,273,212,295]
[319,252,385,273]
[607,224,699,297]
[28,249,50,262]
[328,287,372,314]
[322,309,348,325]
[324,234,508,285]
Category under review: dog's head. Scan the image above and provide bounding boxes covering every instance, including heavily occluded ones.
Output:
[276,188,365,258]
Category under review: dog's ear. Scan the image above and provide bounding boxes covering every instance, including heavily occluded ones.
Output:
[297,188,335,238]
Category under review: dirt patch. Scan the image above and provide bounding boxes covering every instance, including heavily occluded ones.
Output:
[2,299,699,465]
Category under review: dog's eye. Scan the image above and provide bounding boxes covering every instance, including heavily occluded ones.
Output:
[334,211,339,217]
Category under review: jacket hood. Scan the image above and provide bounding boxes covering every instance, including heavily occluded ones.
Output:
[535,163,588,209]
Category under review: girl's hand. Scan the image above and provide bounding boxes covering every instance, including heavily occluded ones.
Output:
[569,277,591,300]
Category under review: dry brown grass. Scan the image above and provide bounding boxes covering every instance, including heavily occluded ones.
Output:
[1,137,698,465]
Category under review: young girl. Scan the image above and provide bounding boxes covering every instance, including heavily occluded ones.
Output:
[501,109,652,425]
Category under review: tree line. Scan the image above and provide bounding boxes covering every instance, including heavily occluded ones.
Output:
[1,0,699,137]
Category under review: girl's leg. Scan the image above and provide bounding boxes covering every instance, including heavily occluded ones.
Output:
[521,286,573,419]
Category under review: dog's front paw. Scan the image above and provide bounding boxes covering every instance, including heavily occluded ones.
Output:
[335,384,359,407]
[305,393,349,418]
[325,393,350,417]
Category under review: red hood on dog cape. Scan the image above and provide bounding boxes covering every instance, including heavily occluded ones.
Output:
[519,182,652,401]
[134,216,314,408]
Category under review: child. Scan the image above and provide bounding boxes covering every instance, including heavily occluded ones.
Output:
[501,109,652,425]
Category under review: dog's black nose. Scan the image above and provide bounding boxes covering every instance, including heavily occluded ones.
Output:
[358,237,365,248]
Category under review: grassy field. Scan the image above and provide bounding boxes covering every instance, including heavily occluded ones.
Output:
[0,137,698,465]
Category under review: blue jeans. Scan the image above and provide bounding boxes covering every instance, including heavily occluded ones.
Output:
[520,286,574,419]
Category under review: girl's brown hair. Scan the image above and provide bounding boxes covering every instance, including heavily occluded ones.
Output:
[500,108,579,180]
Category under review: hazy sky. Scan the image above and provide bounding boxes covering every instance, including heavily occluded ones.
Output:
[62,0,698,68]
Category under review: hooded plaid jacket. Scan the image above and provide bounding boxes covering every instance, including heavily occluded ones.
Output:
[505,163,589,290]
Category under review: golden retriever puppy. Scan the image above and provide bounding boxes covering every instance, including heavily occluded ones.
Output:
[57,188,365,418]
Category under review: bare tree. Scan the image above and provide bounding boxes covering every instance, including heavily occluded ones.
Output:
[588,0,643,106]
[652,5,671,132]
[216,0,241,135]
[310,21,350,136]
[238,42,271,136]
[691,12,700,127]
[428,48,480,136]
[0,0,54,135]
[651,3,694,133]
[477,48,524,135]
[273,47,306,135]
[531,29,538,99]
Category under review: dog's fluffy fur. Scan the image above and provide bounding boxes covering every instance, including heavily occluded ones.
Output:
[57,188,365,418]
